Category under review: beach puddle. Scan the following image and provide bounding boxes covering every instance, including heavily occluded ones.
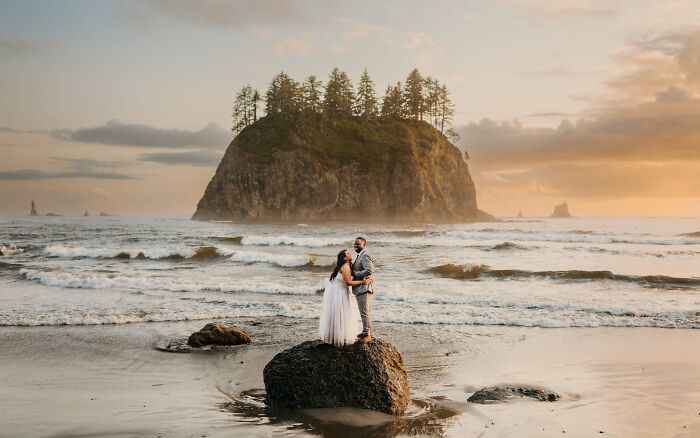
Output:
[219,388,469,437]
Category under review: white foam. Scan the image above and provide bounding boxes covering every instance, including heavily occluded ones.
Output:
[19,268,323,296]
[240,235,349,247]
[0,244,24,256]
[43,244,198,259]
[228,250,334,268]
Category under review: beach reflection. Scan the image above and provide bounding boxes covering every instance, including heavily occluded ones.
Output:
[220,388,470,437]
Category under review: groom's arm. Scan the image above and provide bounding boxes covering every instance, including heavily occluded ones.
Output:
[354,255,375,279]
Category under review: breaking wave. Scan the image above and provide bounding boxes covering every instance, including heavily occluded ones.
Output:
[428,264,700,290]
[237,235,349,247]
[0,244,24,256]
[44,244,227,261]
[18,268,324,295]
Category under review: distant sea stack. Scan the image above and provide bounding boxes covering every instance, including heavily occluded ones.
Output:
[550,203,572,218]
[193,115,492,223]
[30,200,38,216]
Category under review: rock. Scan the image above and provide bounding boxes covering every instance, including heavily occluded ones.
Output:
[192,115,492,223]
[99,211,111,216]
[84,211,89,217]
[550,203,572,218]
[45,213,59,217]
[30,200,38,216]
[263,339,410,414]
[517,211,523,218]
[187,322,251,347]
[467,386,560,403]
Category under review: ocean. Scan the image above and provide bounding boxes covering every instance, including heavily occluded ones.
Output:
[1,215,698,330]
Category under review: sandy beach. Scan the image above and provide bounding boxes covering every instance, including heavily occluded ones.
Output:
[1,317,697,437]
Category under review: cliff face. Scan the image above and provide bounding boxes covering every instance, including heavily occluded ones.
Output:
[193,115,491,223]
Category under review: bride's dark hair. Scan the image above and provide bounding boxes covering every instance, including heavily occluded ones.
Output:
[330,249,348,280]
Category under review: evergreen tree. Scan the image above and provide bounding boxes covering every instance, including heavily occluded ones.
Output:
[381,82,404,119]
[423,77,441,128]
[265,72,301,116]
[301,75,323,113]
[437,84,455,133]
[232,84,260,134]
[354,69,378,119]
[323,68,354,117]
[403,69,424,120]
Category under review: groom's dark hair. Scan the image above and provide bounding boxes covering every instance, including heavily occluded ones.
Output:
[356,237,366,244]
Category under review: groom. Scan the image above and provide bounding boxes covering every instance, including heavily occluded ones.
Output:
[351,236,375,343]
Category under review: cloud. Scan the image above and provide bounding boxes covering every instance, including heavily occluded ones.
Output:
[0,169,136,180]
[505,0,618,18]
[275,37,313,58]
[0,126,48,134]
[0,37,59,56]
[600,28,700,108]
[519,66,600,78]
[123,0,316,29]
[461,87,700,167]
[52,120,230,149]
[138,150,222,166]
[328,18,443,63]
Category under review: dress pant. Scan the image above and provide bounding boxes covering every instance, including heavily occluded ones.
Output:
[356,292,372,335]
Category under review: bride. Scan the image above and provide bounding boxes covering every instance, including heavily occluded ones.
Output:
[319,249,373,346]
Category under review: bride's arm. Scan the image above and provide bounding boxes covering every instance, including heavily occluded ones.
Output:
[341,265,371,287]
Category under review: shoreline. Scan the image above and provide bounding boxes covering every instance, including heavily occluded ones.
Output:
[1,318,698,437]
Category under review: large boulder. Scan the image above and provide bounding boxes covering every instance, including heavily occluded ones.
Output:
[187,322,251,347]
[263,339,410,414]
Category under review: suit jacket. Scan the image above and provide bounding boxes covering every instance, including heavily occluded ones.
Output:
[351,250,375,295]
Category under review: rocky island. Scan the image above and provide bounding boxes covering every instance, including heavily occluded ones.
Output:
[193,115,491,223]
[193,68,491,223]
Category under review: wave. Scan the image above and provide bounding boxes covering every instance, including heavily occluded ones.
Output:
[212,236,244,244]
[228,250,334,268]
[237,235,349,247]
[44,244,227,261]
[18,268,324,295]
[0,244,24,256]
[489,242,530,251]
[428,264,700,290]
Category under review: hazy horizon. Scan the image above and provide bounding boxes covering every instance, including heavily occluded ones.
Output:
[2,0,700,217]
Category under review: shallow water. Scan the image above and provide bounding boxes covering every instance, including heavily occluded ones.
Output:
[1,214,699,328]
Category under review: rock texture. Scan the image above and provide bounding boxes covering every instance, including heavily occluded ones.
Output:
[263,339,410,414]
[187,322,251,347]
[550,203,572,218]
[193,116,491,223]
[467,386,560,403]
[30,200,38,216]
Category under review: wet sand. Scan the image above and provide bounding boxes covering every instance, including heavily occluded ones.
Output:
[0,318,698,437]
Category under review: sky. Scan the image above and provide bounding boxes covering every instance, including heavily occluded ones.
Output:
[1,0,700,217]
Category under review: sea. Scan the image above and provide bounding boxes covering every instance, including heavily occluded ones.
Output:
[1,215,699,329]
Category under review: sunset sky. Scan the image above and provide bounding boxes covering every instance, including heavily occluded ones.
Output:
[2,0,700,217]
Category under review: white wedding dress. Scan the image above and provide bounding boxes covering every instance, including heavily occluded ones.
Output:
[319,272,361,346]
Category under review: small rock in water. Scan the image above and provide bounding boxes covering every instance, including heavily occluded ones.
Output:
[263,338,410,414]
[187,322,251,347]
[467,386,560,403]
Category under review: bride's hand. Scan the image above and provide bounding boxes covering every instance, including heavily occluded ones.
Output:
[363,276,373,285]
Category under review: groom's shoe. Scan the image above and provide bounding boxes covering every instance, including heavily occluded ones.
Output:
[356,333,372,344]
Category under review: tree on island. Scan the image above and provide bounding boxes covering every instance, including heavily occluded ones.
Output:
[381,82,404,119]
[323,68,354,117]
[231,67,458,139]
[403,69,424,120]
[265,72,301,116]
[354,69,378,120]
[301,75,323,114]
[231,84,260,134]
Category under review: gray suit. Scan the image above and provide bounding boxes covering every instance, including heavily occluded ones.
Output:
[352,250,375,335]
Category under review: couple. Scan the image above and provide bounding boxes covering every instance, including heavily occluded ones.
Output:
[319,237,375,346]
